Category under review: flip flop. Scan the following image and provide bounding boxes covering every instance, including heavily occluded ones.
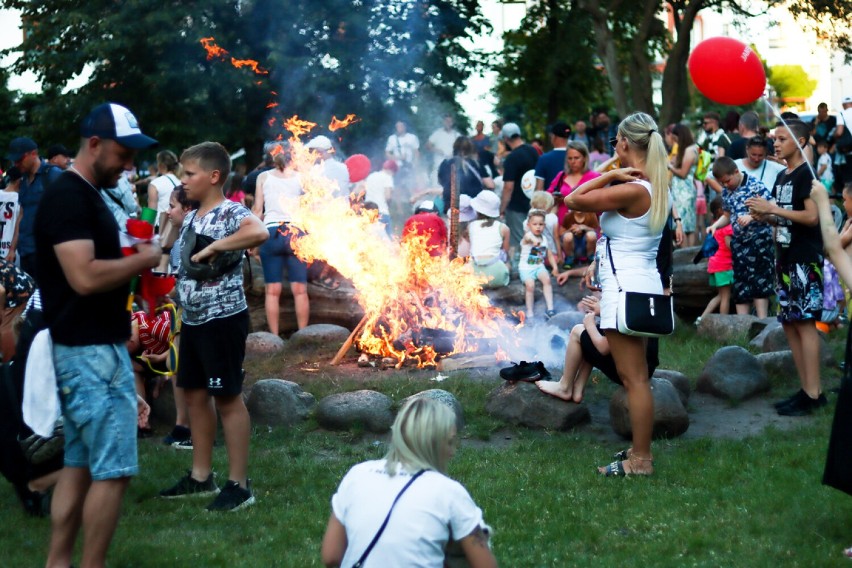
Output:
[599,460,627,477]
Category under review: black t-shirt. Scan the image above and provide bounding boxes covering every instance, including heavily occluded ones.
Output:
[35,172,130,345]
[242,166,273,196]
[771,162,822,264]
[438,158,488,212]
[503,143,539,212]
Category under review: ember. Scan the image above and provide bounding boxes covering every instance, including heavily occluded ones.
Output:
[198,37,268,75]
[328,114,361,132]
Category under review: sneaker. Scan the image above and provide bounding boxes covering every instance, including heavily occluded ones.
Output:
[163,425,191,446]
[159,472,219,499]
[773,389,808,410]
[545,310,557,320]
[499,361,552,382]
[171,439,194,450]
[205,480,255,512]
[777,392,828,416]
[693,317,702,327]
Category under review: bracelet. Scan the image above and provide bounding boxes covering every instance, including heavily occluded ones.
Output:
[674,217,682,222]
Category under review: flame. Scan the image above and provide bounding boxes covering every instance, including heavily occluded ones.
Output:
[267,117,277,127]
[266,102,279,109]
[278,126,511,367]
[200,37,228,60]
[269,144,285,157]
[328,114,361,132]
[283,115,317,139]
[231,58,269,75]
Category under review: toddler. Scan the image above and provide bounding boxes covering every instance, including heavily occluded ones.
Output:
[519,210,567,319]
[697,197,733,324]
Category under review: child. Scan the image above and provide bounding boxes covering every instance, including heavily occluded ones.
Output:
[696,197,733,324]
[558,208,599,269]
[816,140,834,194]
[467,190,510,288]
[527,191,558,259]
[746,120,825,416]
[159,142,268,511]
[519,209,568,319]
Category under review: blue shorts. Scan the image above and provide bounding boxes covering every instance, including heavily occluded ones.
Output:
[519,264,547,283]
[260,225,308,284]
[53,343,138,480]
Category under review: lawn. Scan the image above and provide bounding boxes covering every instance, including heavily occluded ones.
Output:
[4,326,851,567]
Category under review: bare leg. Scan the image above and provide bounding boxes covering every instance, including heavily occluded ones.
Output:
[523,279,535,317]
[538,324,584,401]
[718,285,732,315]
[785,321,822,398]
[185,389,216,482]
[700,294,721,318]
[46,467,90,568]
[585,232,597,259]
[561,233,575,264]
[735,303,752,315]
[29,470,61,493]
[571,360,594,403]
[264,282,282,336]
[173,384,189,428]
[291,281,309,330]
[79,478,130,568]
[601,332,654,474]
[754,298,769,319]
[538,271,554,311]
[215,394,251,487]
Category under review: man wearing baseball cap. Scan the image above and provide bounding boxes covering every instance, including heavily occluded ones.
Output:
[534,121,571,191]
[499,122,539,257]
[46,144,72,170]
[36,102,161,568]
[5,137,63,277]
[306,134,350,198]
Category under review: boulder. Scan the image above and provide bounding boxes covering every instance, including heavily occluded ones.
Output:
[287,324,352,354]
[755,351,795,382]
[697,346,770,401]
[672,247,715,312]
[401,389,464,429]
[749,321,783,351]
[246,283,365,335]
[245,332,286,356]
[653,369,690,406]
[753,324,836,366]
[316,390,394,433]
[484,381,590,431]
[609,377,689,439]
[246,379,315,427]
[149,380,177,427]
[696,314,761,342]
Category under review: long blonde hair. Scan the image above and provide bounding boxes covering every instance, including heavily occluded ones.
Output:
[384,397,456,476]
[618,112,668,233]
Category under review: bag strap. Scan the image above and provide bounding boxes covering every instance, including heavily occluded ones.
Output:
[605,238,623,292]
[352,469,426,568]
[101,188,128,211]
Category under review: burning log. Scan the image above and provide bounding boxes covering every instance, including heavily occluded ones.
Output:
[331,314,369,366]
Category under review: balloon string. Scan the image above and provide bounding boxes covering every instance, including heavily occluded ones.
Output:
[761,96,817,180]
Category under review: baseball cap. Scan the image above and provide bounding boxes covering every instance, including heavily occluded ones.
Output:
[47,143,71,160]
[6,137,37,162]
[550,122,571,138]
[843,96,852,104]
[414,200,438,214]
[80,103,158,149]
[305,135,333,151]
[501,123,521,140]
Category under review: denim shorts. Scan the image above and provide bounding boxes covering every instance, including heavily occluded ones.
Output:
[259,225,308,284]
[53,342,138,480]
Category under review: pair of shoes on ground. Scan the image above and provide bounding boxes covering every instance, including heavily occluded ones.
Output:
[774,389,828,416]
[499,361,552,382]
[162,425,193,450]
[159,471,255,511]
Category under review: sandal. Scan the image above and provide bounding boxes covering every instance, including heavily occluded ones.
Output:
[599,460,627,477]
[613,448,631,461]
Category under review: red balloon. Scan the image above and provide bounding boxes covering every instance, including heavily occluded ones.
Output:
[345,154,371,183]
[688,37,766,106]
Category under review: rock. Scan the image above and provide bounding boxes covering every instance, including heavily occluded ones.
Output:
[697,346,770,401]
[672,247,715,311]
[149,380,176,427]
[246,257,265,297]
[545,311,585,332]
[401,389,464,429]
[316,390,394,433]
[749,321,783,351]
[245,332,286,356]
[245,379,316,427]
[696,314,761,342]
[653,369,690,406]
[287,324,352,354]
[484,381,590,431]
[755,351,795,382]
[754,324,836,366]
[246,282,366,335]
[747,317,778,339]
[609,377,689,439]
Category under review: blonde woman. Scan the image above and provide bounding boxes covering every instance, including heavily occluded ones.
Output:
[560,112,671,476]
[321,398,496,568]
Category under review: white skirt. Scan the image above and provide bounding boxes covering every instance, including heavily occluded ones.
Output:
[598,249,663,331]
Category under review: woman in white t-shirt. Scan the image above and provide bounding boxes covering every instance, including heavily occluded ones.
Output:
[321,398,496,568]
[147,150,181,229]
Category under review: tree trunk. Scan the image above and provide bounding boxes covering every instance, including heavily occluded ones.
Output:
[545,0,563,126]
[627,0,663,116]
[579,0,631,118]
[659,0,706,126]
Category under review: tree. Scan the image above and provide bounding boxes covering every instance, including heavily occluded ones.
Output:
[1,0,489,165]
[493,0,608,132]
[768,64,818,101]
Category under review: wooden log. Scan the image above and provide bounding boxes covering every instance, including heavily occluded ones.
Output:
[437,354,497,372]
[331,314,369,366]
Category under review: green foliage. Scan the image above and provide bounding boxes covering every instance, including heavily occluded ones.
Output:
[0,0,489,164]
[768,64,819,101]
[0,67,24,157]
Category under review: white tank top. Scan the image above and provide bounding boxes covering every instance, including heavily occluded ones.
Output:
[469,219,504,259]
[260,172,301,225]
[599,180,664,271]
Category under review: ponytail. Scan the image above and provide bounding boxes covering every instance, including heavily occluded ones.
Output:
[618,112,669,233]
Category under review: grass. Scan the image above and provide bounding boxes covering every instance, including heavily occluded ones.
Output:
[4,327,851,567]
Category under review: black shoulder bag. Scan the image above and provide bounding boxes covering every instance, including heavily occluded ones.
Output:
[606,239,674,337]
[351,469,425,568]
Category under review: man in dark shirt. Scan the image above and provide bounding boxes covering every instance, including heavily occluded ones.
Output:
[36,103,161,568]
[499,122,540,255]
[241,141,277,196]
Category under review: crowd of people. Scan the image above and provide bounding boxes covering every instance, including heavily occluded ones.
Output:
[1,94,851,565]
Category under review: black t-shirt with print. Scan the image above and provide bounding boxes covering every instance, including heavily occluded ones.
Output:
[35,171,130,345]
[771,162,822,264]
